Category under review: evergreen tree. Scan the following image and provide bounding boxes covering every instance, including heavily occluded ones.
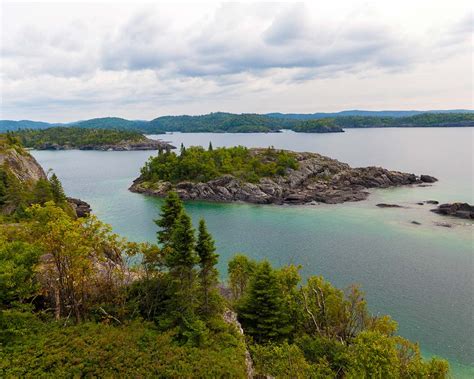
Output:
[238,261,292,343]
[208,141,213,151]
[180,143,186,156]
[166,211,199,324]
[49,173,66,204]
[155,191,184,246]
[196,219,219,316]
[32,178,53,205]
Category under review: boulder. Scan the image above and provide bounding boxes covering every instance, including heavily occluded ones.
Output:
[420,175,438,183]
[67,197,92,218]
[431,203,474,219]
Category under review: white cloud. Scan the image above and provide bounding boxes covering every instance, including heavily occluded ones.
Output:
[0,1,472,121]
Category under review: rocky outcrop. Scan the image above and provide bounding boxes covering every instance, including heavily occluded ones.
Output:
[0,146,47,182]
[67,197,92,218]
[130,149,437,205]
[431,203,474,219]
[223,310,254,379]
[37,137,175,151]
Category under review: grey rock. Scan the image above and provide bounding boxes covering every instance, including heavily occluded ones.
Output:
[431,203,474,219]
[420,175,438,183]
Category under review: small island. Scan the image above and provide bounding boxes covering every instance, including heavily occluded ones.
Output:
[130,145,436,204]
[13,127,175,151]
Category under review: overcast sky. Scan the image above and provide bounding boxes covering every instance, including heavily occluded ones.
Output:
[1,0,472,122]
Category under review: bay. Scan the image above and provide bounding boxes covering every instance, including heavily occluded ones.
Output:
[32,128,473,378]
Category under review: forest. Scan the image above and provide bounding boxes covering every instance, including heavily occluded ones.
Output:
[2,112,472,134]
[12,127,147,149]
[0,136,449,377]
[140,145,299,184]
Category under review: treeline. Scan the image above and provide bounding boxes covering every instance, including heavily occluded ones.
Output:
[12,127,146,149]
[1,179,449,376]
[2,112,473,134]
[332,112,474,128]
[140,145,299,184]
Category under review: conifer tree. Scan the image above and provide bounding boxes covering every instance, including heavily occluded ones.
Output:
[166,211,199,325]
[196,219,219,316]
[208,141,213,151]
[238,261,292,343]
[155,191,184,246]
[32,178,53,205]
[49,173,66,204]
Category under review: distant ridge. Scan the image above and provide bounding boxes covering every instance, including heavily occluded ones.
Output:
[1,110,473,133]
[266,109,474,120]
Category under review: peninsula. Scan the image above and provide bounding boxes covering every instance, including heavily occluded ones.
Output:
[130,146,436,204]
[13,127,175,151]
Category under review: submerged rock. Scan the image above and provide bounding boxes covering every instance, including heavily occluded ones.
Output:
[376,203,404,208]
[431,203,474,219]
[130,149,437,206]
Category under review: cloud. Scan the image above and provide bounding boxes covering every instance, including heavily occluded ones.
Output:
[0,2,472,121]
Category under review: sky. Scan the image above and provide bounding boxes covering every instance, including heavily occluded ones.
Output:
[1,0,472,122]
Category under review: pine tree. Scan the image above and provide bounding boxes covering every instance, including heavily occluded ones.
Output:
[180,143,186,156]
[238,261,292,343]
[196,219,219,316]
[49,173,66,204]
[166,211,199,326]
[155,191,184,246]
[32,178,53,205]
[208,141,213,151]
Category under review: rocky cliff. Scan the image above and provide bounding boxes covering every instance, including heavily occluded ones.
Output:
[0,141,91,217]
[0,145,47,183]
[130,149,437,205]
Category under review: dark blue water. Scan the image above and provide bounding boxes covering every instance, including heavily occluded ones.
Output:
[32,128,473,377]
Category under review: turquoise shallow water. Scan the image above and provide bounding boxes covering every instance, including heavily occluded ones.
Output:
[32,128,473,377]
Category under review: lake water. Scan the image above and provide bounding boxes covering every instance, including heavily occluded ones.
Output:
[32,128,473,378]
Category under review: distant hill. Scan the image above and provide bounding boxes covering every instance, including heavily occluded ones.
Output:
[0,120,62,132]
[147,112,298,133]
[1,110,473,133]
[266,109,474,120]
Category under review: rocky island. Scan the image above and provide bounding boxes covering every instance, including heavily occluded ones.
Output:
[13,127,175,151]
[130,146,436,205]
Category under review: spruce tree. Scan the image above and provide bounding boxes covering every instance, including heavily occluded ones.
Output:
[196,219,219,316]
[208,141,213,151]
[155,191,184,246]
[166,211,199,326]
[49,173,66,204]
[238,261,292,343]
[32,178,53,205]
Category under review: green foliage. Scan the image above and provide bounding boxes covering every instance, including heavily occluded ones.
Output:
[0,241,41,309]
[228,254,258,300]
[196,219,221,317]
[0,319,247,377]
[155,190,184,245]
[140,145,298,184]
[238,261,292,343]
[49,173,66,203]
[148,112,298,133]
[334,112,474,128]
[292,118,344,133]
[250,342,330,378]
[14,127,146,149]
